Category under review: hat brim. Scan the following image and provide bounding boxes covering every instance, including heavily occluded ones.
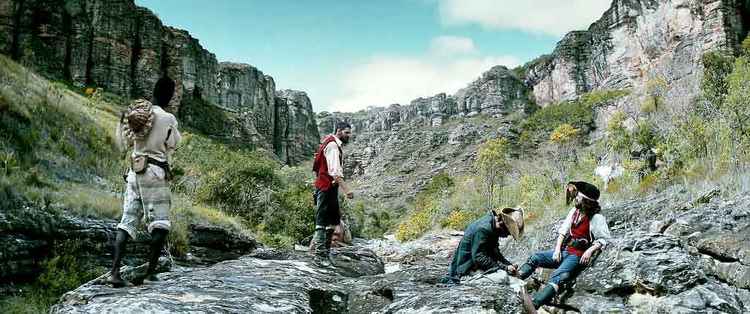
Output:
[500,208,524,241]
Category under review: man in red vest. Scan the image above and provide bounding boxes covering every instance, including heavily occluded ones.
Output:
[311,121,354,266]
[515,181,612,310]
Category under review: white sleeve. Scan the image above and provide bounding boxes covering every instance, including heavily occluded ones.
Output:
[324,142,343,178]
[591,214,612,249]
[558,208,576,235]
[166,118,181,150]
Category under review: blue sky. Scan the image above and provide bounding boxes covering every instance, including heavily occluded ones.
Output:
[135,0,610,112]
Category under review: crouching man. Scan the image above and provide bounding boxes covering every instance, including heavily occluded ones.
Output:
[108,76,181,287]
[441,208,524,284]
[515,181,611,310]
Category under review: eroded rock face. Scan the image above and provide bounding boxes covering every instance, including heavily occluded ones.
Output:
[523,0,749,108]
[0,204,257,287]
[274,90,321,165]
[0,0,318,165]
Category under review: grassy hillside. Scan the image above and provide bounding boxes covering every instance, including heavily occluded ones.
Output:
[391,41,750,242]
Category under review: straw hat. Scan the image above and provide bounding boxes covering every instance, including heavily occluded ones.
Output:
[498,207,524,240]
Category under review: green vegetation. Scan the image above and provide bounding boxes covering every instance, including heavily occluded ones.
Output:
[0,241,106,313]
[391,44,750,241]
[0,55,317,312]
[475,138,511,208]
[519,89,629,148]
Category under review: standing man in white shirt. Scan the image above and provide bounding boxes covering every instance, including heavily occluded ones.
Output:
[109,76,181,287]
[311,122,354,266]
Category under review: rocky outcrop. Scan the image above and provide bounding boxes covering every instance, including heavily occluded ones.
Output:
[274,90,321,165]
[492,188,750,313]
[217,62,277,148]
[523,0,749,108]
[51,244,523,313]
[0,203,257,286]
[48,187,750,313]
[0,0,319,165]
[318,66,532,136]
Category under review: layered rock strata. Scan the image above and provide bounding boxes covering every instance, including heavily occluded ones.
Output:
[0,0,319,164]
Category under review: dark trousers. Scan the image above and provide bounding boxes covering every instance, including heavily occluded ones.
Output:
[315,186,341,227]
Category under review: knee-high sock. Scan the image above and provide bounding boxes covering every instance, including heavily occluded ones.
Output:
[147,228,169,274]
[111,229,130,276]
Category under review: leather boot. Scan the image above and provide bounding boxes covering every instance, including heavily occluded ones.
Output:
[532,284,557,309]
[324,228,334,251]
[312,228,327,257]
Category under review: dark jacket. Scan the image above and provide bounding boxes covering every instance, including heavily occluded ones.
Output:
[447,211,512,278]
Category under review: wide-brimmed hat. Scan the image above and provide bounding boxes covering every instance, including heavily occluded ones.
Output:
[498,207,524,241]
[567,181,600,201]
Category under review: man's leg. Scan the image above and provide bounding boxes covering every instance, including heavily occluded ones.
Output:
[532,252,580,308]
[108,229,131,287]
[312,189,327,256]
[108,171,140,287]
[132,165,173,284]
[517,250,560,279]
[143,228,169,282]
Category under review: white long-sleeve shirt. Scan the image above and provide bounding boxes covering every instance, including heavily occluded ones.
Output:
[558,208,612,249]
[324,135,344,179]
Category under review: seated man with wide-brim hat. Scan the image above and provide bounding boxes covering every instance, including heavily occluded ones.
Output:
[440,207,525,284]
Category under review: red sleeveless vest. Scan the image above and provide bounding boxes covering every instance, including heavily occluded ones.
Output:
[313,135,342,191]
[566,209,591,257]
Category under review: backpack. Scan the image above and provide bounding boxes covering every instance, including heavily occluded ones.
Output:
[122,99,155,140]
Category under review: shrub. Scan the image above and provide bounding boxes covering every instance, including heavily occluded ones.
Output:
[441,210,476,230]
[475,138,510,208]
[701,51,735,110]
[395,207,434,242]
[520,89,628,148]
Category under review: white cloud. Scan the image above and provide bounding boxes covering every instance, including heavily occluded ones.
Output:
[429,35,477,56]
[330,36,520,112]
[437,0,611,36]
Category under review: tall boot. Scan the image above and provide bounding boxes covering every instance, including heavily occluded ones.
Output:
[312,227,334,267]
[108,229,130,287]
[532,284,557,309]
[517,263,535,279]
[325,228,335,265]
[324,228,335,251]
[138,228,168,284]
[312,227,327,257]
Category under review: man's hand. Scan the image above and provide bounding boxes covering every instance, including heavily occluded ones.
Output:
[346,191,354,199]
[553,248,562,263]
[506,264,518,276]
[580,246,598,265]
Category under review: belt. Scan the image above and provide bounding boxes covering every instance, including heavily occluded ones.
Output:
[146,157,172,180]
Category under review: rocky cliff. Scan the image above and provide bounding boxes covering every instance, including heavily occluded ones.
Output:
[318,0,748,209]
[0,0,319,164]
[523,0,749,108]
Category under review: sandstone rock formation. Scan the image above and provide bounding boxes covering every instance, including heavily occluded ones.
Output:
[0,0,319,165]
[522,0,749,109]
[275,90,321,165]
